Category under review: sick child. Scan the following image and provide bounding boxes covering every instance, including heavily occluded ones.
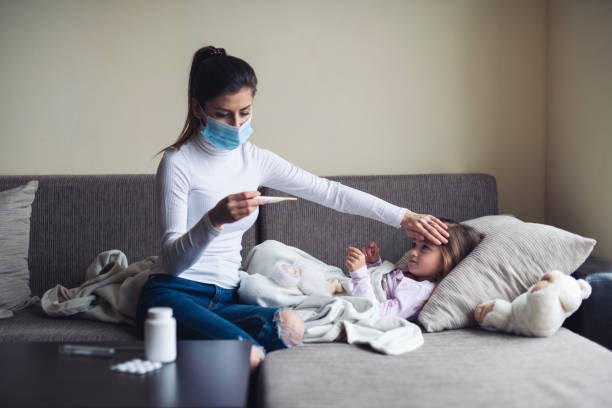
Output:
[346,220,483,319]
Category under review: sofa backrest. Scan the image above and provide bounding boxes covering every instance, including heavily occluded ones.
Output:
[0,175,258,296]
[260,174,498,269]
[0,173,496,296]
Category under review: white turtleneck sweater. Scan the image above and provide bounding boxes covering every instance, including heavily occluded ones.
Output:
[151,133,407,289]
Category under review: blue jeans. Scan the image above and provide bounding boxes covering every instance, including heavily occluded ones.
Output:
[136,274,297,353]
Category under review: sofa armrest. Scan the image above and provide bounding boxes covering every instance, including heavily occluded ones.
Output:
[565,258,612,350]
[571,256,612,280]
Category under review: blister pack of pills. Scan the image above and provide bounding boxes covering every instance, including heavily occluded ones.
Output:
[110,358,163,375]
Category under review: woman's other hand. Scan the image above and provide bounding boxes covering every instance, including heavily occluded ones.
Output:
[401,211,449,245]
[360,241,380,264]
[208,191,264,230]
[346,246,366,272]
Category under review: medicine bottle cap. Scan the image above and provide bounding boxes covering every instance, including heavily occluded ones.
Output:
[147,307,173,319]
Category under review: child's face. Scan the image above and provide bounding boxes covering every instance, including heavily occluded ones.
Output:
[406,240,443,281]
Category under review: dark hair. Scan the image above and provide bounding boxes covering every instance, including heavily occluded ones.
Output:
[160,46,258,153]
[436,218,484,282]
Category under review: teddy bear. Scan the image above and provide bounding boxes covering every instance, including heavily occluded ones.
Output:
[269,259,344,297]
[474,270,592,337]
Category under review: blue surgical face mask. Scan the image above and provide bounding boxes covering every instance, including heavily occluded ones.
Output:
[201,114,253,150]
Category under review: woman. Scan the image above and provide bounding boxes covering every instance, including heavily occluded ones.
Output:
[136,46,449,369]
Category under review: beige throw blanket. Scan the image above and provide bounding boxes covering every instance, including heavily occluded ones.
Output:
[41,250,156,325]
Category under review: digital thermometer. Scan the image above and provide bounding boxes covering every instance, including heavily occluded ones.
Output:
[259,196,298,204]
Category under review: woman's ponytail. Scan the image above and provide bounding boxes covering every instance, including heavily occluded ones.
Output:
[188,46,227,100]
[159,46,256,154]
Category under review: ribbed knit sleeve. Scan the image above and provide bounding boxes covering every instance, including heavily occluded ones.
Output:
[156,151,221,276]
[255,146,406,228]
[349,265,379,306]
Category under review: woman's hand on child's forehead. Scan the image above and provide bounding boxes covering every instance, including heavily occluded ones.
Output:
[400,211,449,246]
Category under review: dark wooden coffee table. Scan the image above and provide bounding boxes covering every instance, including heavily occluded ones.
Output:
[1,340,251,407]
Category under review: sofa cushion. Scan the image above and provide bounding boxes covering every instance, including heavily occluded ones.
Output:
[0,181,39,316]
[0,306,138,342]
[418,215,596,332]
[258,329,612,408]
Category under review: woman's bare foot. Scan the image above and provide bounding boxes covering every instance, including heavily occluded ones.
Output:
[250,346,265,370]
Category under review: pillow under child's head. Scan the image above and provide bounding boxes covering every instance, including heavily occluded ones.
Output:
[411,215,596,332]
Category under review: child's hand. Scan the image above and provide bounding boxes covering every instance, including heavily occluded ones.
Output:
[346,246,366,272]
[360,241,380,264]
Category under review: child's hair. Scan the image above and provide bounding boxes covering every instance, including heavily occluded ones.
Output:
[435,218,484,282]
[160,46,258,154]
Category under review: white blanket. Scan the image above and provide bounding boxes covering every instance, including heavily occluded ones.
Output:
[239,240,424,355]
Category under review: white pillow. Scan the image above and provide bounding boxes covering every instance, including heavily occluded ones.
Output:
[416,215,596,332]
[0,180,39,318]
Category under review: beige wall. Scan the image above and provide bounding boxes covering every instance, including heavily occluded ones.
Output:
[1,1,548,223]
[547,0,612,258]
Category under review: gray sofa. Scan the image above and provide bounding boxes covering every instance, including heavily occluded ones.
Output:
[1,174,611,407]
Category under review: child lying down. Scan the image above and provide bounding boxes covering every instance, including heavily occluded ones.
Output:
[265,219,483,321]
[346,219,483,320]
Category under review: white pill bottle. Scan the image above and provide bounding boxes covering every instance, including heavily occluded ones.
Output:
[144,307,177,363]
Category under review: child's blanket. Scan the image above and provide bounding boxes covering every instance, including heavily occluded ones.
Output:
[239,240,424,355]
